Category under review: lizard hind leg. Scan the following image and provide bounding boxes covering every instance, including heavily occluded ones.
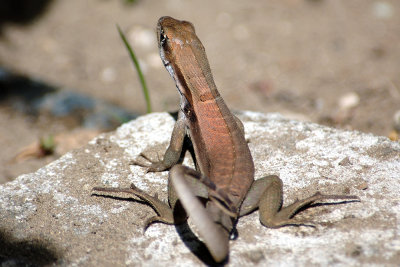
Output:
[241,175,359,228]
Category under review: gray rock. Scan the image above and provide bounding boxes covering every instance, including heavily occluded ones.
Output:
[1,112,399,266]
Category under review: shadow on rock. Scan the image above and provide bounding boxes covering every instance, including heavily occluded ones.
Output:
[0,229,61,266]
[175,222,228,266]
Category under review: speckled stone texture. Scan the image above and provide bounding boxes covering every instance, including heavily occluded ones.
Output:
[1,112,399,266]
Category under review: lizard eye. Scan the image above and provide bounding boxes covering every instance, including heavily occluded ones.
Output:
[159,31,167,47]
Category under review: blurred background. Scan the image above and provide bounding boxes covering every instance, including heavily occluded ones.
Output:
[0,0,399,183]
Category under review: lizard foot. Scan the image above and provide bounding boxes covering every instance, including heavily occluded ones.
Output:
[130,153,170,172]
[261,191,359,228]
[92,183,175,229]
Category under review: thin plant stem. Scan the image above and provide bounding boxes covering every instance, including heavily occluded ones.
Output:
[117,24,152,113]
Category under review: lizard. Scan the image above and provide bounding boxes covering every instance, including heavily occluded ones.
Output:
[93,16,359,263]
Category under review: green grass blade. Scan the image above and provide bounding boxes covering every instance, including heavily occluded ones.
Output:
[117,24,152,113]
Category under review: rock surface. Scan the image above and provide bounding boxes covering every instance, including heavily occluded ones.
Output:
[1,112,399,266]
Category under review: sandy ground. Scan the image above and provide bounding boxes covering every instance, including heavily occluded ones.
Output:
[0,0,399,183]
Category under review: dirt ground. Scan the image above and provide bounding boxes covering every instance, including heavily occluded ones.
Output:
[0,0,399,183]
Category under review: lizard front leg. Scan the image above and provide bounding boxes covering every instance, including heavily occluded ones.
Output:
[134,110,187,172]
[239,175,359,228]
[93,111,190,227]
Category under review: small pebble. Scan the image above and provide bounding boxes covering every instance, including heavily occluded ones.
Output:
[128,26,156,49]
[372,1,393,19]
[100,67,116,83]
[388,130,398,141]
[338,92,360,110]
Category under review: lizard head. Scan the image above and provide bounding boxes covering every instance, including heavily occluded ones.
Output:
[157,16,212,110]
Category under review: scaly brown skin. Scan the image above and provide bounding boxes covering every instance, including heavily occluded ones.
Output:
[93,16,359,263]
